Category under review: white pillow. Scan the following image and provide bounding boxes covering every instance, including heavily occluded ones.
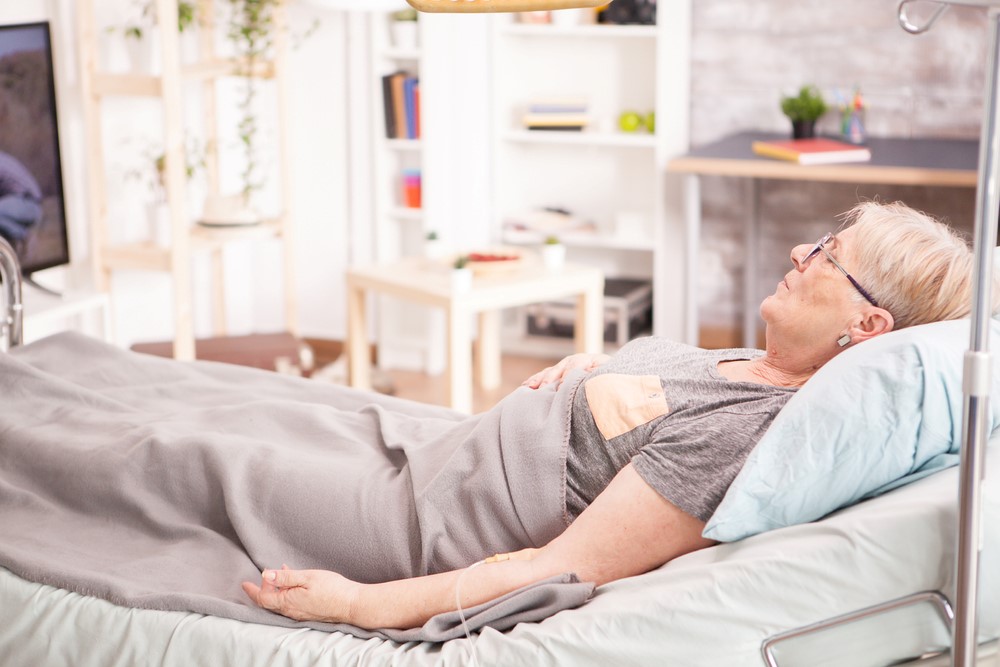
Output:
[703,318,1000,542]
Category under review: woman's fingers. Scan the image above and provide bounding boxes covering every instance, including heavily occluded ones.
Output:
[264,567,309,589]
[522,353,609,389]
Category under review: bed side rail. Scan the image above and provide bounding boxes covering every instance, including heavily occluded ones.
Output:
[0,235,23,351]
[761,591,954,667]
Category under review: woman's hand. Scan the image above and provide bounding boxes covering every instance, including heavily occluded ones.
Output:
[522,352,611,389]
[242,565,361,624]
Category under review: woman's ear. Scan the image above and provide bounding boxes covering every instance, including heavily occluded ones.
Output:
[849,307,895,344]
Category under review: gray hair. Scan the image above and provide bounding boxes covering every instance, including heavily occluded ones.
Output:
[840,201,995,330]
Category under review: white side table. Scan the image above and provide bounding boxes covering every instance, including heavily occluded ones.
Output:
[347,258,605,413]
[22,286,112,345]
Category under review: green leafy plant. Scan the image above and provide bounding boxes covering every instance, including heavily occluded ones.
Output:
[780,85,828,123]
[426,230,439,241]
[392,8,418,21]
[110,0,198,40]
[226,0,282,204]
[453,255,469,270]
[124,138,203,202]
[544,235,561,245]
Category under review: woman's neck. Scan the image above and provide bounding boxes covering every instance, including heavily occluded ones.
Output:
[717,357,816,388]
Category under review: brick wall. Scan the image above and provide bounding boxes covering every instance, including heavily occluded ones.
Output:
[688,1,987,338]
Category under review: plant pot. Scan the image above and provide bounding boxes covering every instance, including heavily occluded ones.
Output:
[450,267,473,293]
[124,28,161,75]
[791,120,817,140]
[391,21,418,50]
[146,201,173,247]
[424,238,446,261]
[541,243,566,271]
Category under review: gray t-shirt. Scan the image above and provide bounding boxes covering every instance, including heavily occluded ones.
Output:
[565,337,796,522]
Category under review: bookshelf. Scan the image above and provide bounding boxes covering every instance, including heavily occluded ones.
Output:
[490,5,691,350]
[367,8,432,371]
[370,12,425,264]
[77,0,298,360]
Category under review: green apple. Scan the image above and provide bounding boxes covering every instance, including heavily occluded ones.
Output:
[644,111,656,134]
[618,111,641,133]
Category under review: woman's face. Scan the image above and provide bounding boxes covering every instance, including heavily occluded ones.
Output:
[760,227,868,346]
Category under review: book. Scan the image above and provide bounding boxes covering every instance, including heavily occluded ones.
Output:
[751,137,872,165]
[380,73,397,139]
[390,72,408,140]
[521,112,589,129]
[414,82,421,139]
[403,76,418,139]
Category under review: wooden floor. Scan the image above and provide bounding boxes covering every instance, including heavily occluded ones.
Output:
[384,353,561,414]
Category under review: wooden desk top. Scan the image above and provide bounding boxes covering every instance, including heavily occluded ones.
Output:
[347,258,604,311]
[667,131,979,187]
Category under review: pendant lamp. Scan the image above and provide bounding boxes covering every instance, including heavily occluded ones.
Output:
[302,0,411,10]
[405,0,612,13]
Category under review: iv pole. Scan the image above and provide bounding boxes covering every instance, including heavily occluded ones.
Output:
[899,2,1000,666]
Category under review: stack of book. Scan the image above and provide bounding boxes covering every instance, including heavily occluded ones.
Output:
[381,71,420,140]
[522,98,589,131]
[751,137,871,165]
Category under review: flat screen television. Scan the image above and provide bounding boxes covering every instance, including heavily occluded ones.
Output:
[0,21,70,278]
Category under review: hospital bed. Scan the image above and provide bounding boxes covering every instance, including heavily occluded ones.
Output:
[2,256,999,667]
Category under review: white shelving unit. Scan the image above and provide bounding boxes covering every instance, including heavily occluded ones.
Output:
[491,5,691,351]
[367,10,432,371]
[369,14,426,263]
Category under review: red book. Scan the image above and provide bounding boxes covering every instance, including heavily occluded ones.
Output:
[752,137,872,165]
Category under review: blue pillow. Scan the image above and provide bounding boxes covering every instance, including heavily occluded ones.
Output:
[703,318,1000,542]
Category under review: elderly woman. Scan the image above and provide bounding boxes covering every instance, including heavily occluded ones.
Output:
[243,201,979,630]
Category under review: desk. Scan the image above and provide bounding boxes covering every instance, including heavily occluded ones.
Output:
[346,258,605,413]
[23,286,112,345]
[667,131,978,346]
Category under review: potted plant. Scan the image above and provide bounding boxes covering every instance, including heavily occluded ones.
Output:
[225,0,282,212]
[424,230,445,260]
[108,0,198,73]
[780,85,828,139]
[390,8,418,50]
[540,235,566,271]
[125,139,203,245]
[450,255,473,292]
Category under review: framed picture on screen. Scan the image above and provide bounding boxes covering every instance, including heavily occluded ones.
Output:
[0,21,70,276]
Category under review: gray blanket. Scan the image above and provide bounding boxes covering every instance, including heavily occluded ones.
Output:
[0,333,594,641]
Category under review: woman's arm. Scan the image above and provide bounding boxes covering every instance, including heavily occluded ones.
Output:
[521,352,611,389]
[242,464,714,630]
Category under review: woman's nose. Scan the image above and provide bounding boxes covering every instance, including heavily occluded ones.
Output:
[790,243,811,271]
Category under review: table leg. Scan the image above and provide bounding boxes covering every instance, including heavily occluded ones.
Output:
[100,294,114,344]
[447,304,473,413]
[684,174,701,346]
[476,309,501,391]
[346,282,371,391]
[575,277,605,354]
[743,179,761,348]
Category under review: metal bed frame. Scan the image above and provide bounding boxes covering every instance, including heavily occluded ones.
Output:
[0,236,22,352]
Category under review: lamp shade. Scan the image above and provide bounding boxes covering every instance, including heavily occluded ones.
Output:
[405,0,610,12]
[302,0,410,10]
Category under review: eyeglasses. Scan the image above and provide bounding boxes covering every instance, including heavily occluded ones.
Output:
[801,232,880,307]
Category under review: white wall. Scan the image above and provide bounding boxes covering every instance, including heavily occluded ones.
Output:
[7,0,356,347]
